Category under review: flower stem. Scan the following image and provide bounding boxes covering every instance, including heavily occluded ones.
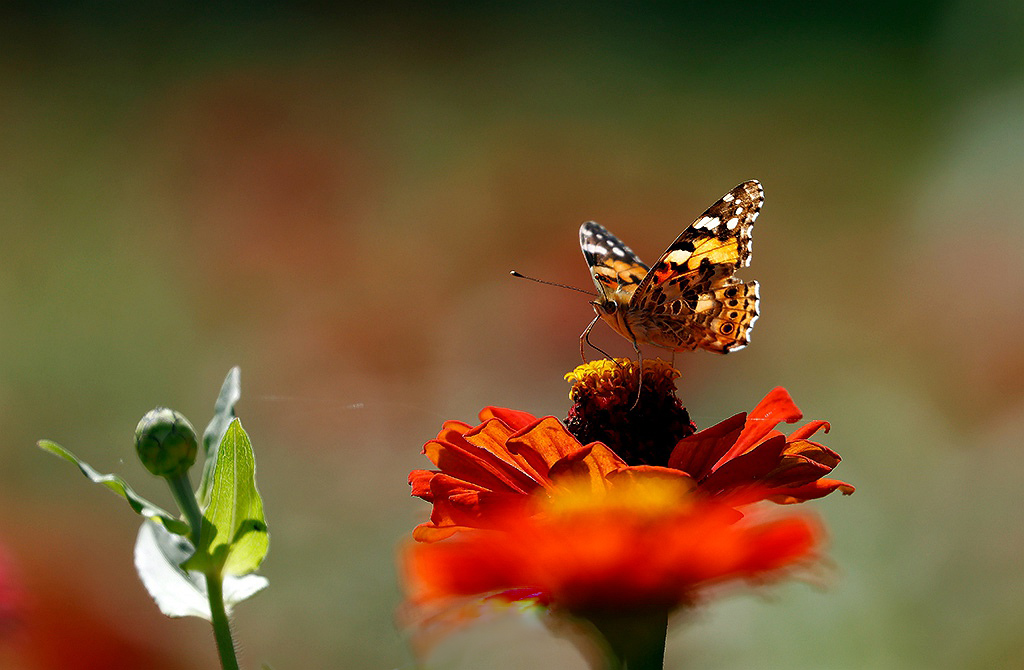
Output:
[165,471,204,546]
[165,472,240,670]
[581,608,669,670]
[206,573,241,670]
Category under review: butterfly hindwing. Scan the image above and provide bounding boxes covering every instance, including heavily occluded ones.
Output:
[641,278,759,352]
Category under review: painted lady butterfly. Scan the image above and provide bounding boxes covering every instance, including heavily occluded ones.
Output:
[579,180,763,359]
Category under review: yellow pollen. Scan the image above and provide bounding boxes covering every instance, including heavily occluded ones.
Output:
[564,358,680,399]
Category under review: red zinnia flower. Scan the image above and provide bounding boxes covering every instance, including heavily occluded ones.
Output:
[404,359,852,668]
[409,360,852,541]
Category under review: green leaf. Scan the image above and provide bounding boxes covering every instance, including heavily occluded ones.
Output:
[198,366,242,507]
[135,521,268,620]
[37,440,190,536]
[185,418,268,577]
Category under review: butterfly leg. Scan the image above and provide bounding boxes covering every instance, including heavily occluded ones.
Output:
[580,315,614,363]
[631,339,643,410]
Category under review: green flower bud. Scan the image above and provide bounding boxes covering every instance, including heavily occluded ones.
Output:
[135,408,198,478]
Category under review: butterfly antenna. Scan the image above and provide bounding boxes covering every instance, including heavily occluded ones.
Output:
[510,271,596,296]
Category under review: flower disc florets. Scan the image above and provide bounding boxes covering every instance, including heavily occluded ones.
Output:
[134,407,198,478]
[564,359,695,467]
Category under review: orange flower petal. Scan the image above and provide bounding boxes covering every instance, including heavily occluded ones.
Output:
[699,434,789,494]
[412,410,638,540]
[423,419,540,494]
[505,417,594,483]
[665,389,851,504]
[479,406,539,431]
[767,478,856,504]
[667,412,745,479]
[548,442,628,492]
[716,387,802,464]
[788,419,831,440]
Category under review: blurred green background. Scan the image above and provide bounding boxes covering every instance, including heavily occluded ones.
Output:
[1,3,1023,668]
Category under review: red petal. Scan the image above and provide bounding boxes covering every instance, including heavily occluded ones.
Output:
[423,475,487,526]
[667,412,745,479]
[781,439,841,465]
[505,417,587,482]
[413,474,533,541]
[608,465,697,492]
[715,388,803,465]
[767,478,856,504]
[409,469,439,499]
[412,523,464,542]
[548,442,627,490]
[739,517,821,570]
[789,419,831,440]
[764,454,834,489]
[700,434,788,495]
[427,419,542,494]
[479,406,538,431]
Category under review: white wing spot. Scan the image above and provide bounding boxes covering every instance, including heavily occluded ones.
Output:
[734,206,744,215]
[694,216,718,230]
[694,296,715,313]
[725,217,739,230]
[722,193,735,202]
[585,244,608,255]
[612,246,626,258]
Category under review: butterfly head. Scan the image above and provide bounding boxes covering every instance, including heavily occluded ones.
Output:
[590,298,616,315]
[590,294,635,341]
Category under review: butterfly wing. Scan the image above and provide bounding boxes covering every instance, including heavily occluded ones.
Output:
[631,180,764,353]
[579,221,649,303]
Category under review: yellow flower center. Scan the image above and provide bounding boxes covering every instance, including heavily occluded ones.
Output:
[543,472,696,520]
[564,358,680,401]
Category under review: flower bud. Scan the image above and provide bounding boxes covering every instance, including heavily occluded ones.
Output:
[135,407,198,478]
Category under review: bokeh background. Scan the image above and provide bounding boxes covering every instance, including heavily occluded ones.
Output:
[2,3,1023,668]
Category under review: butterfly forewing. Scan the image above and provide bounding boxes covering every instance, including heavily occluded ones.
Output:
[579,221,650,302]
[634,180,762,298]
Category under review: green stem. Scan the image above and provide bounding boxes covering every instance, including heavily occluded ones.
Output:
[207,572,241,670]
[581,608,670,670]
[165,472,240,670]
[165,471,204,546]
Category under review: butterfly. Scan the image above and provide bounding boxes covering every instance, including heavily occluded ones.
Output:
[579,180,763,361]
